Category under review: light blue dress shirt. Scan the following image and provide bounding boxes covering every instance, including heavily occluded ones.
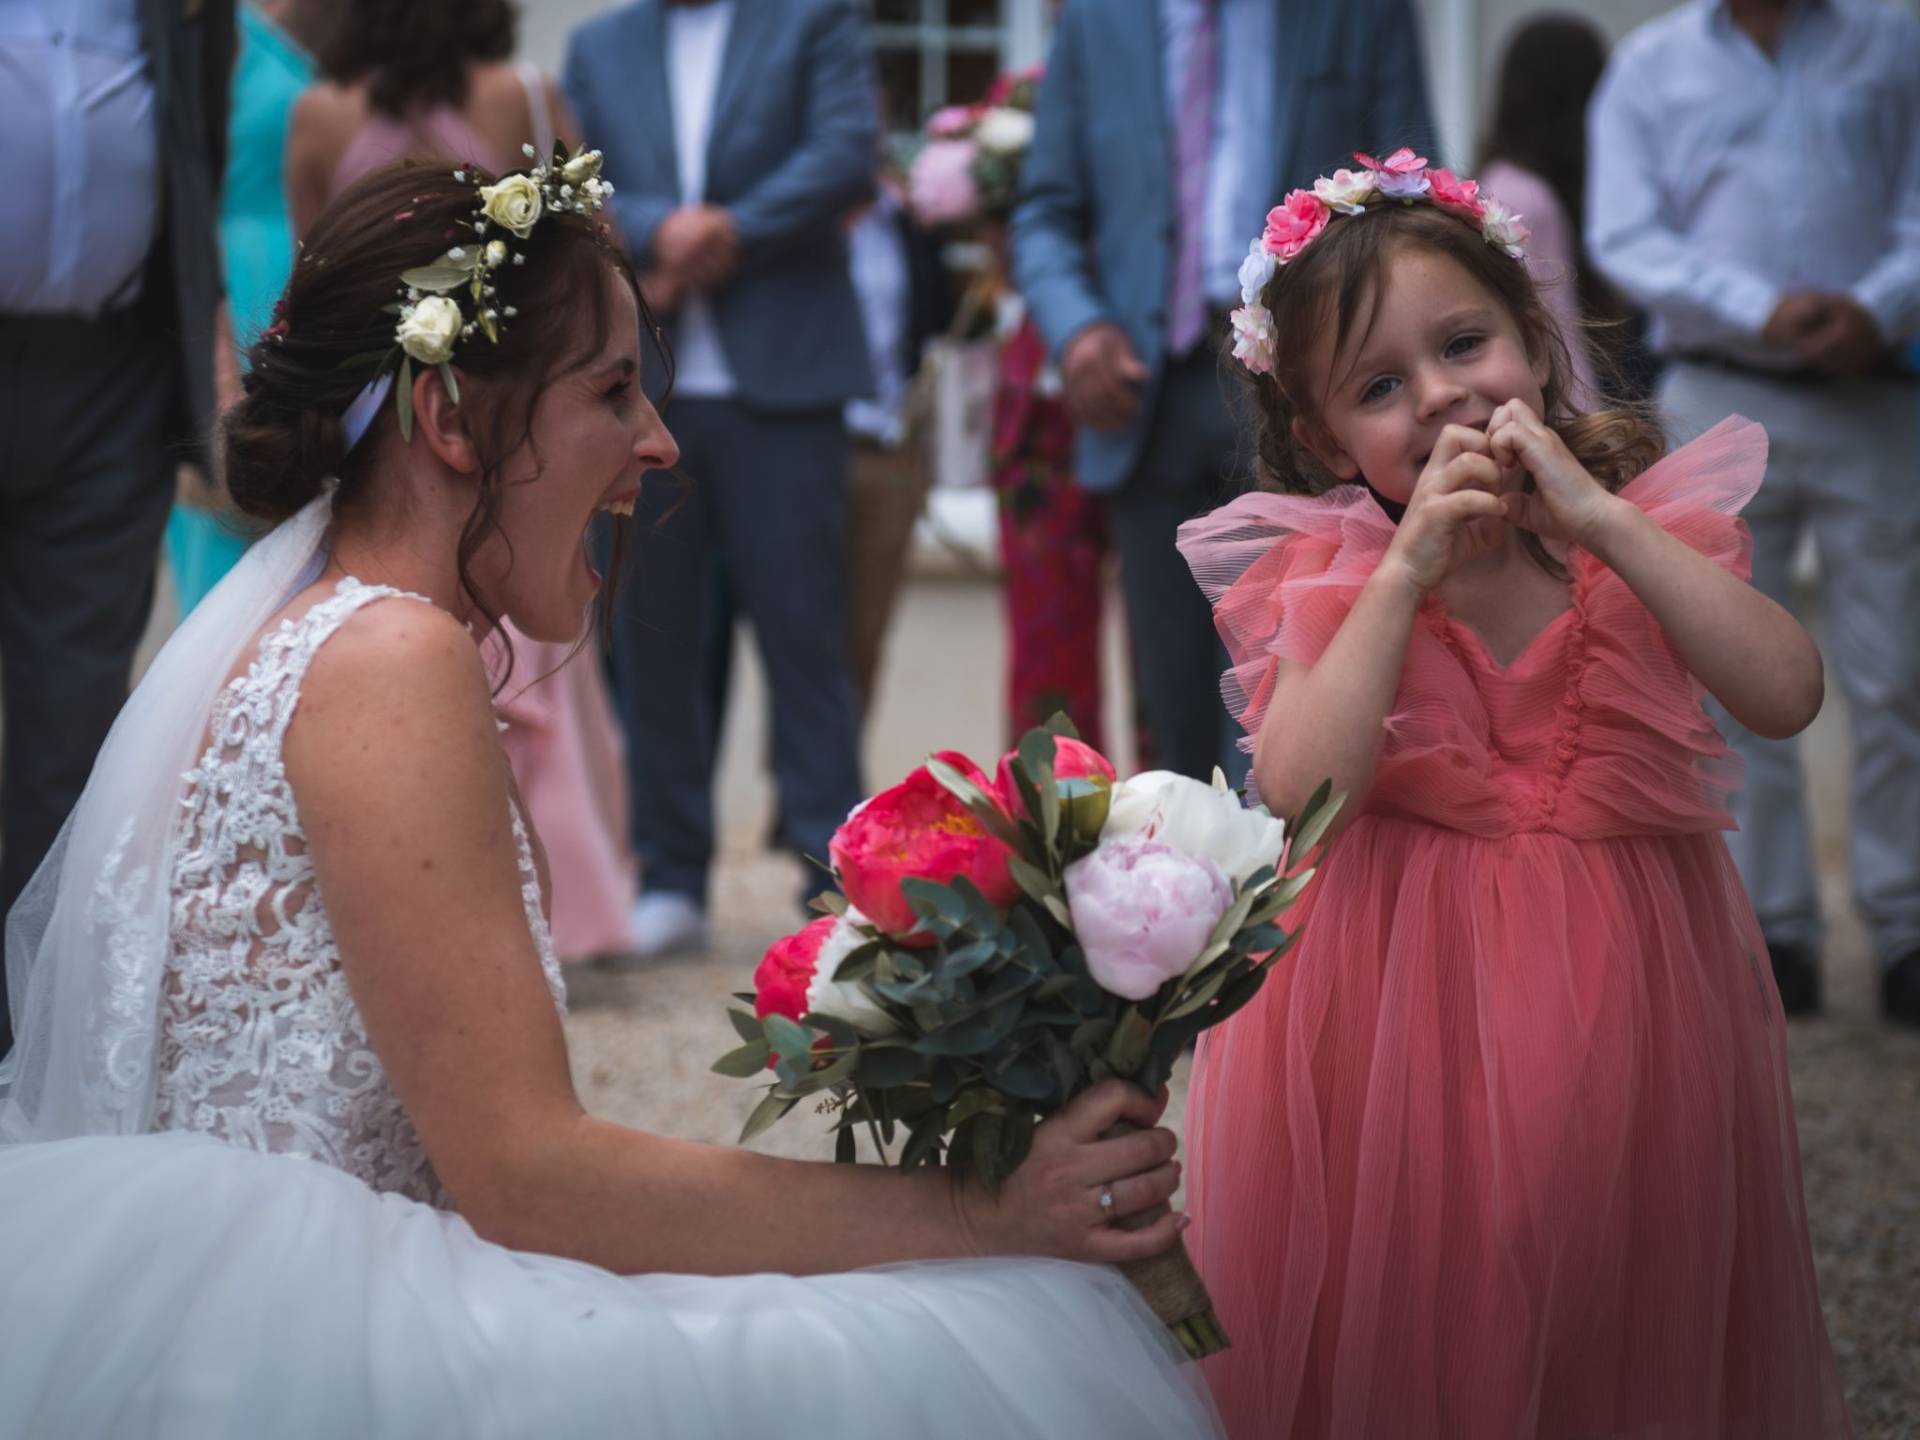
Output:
[1161,0,1277,309]
[1587,0,1920,361]
[0,0,160,315]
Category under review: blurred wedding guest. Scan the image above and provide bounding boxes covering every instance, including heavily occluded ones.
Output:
[287,0,637,961]
[565,0,876,955]
[1477,12,1625,405]
[168,0,331,616]
[1589,0,1920,1024]
[0,0,236,1053]
[1012,0,1434,783]
[910,68,1114,755]
[841,173,946,727]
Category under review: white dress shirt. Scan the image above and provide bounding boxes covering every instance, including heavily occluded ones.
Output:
[845,191,909,446]
[1160,0,1278,309]
[0,0,160,315]
[1586,0,1920,362]
[665,0,738,398]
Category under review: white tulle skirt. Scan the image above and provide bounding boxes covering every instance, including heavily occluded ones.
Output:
[0,1133,1219,1439]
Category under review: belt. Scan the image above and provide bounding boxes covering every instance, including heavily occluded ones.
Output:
[1672,351,1919,386]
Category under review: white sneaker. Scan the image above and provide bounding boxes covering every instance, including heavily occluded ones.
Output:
[628,892,709,958]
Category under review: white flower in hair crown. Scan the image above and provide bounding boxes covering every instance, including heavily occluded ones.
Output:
[1227,148,1530,377]
[345,144,616,447]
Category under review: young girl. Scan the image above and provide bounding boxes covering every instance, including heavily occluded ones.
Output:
[1177,152,1850,1437]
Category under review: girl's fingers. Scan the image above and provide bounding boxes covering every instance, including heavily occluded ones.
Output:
[1426,423,1493,476]
[1430,452,1503,496]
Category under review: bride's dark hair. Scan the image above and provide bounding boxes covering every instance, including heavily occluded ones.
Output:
[224,161,672,658]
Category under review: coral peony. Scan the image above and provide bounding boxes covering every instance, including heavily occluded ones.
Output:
[753,917,834,1024]
[1064,837,1232,1001]
[830,752,1020,941]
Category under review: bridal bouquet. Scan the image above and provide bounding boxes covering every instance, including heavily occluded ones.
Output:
[906,66,1042,227]
[714,720,1338,1359]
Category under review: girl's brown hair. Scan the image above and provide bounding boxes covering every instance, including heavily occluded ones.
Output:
[1242,201,1662,577]
[223,162,672,674]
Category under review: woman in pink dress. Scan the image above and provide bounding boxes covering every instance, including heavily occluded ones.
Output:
[285,0,635,959]
[1176,156,1849,1435]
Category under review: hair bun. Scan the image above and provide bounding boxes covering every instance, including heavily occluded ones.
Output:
[221,378,345,526]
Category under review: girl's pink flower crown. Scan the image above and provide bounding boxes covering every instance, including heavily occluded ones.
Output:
[1228,147,1531,377]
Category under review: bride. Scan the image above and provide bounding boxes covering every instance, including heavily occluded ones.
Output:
[0,156,1219,1438]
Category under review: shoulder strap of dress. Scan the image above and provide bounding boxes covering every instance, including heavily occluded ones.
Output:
[264,579,440,744]
[516,61,556,161]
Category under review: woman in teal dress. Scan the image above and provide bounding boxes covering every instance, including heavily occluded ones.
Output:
[166,1,327,614]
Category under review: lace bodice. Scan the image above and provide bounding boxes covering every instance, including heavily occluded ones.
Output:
[153,578,565,1205]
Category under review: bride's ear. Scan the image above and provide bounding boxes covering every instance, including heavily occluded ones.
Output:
[411,366,479,475]
[1291,414,1359,481]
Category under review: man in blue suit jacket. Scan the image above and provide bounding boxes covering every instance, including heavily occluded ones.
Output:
[1012,0,1435,783]
[565,0,877,953]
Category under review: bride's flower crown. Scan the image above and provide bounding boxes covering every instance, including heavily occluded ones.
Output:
[1228,147,1530,378]
[338,144,616,449]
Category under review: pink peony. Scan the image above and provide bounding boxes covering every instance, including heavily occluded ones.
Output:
[829,751,1020,943]
[908,139,982,226]
[1262,189,1329,262]
[1425,167,1484,220]
[1356,146,1431,199]
[1063,836,1233,1001]
[994,736,1117,817]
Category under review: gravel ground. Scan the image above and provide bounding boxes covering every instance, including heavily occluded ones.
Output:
[565,575,1919,1437]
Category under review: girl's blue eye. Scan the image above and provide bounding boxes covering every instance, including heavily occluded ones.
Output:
[1445,333,1483,358]
[1361,376,1399,403]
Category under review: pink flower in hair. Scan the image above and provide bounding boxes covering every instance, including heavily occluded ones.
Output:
[1356,146,1430,200]
[1480,197,1531,259]
[1229,304,1277,374]
[1426,167,1484,220]
[1262,189,1329,262]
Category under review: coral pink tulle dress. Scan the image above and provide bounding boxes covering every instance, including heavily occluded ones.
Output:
[1174,418,1849,1438]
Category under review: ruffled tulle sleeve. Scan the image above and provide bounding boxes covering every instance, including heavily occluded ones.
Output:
[1177,486,1396,742]
[1606,414,1766,576]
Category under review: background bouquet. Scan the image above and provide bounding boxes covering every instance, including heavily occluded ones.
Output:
[906,66,1041,228]
[714,719,1338,1358]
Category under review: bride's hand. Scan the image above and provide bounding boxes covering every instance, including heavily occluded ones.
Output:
[958,1079,1184,1263]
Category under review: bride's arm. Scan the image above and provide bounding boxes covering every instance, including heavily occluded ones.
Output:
[286,602,1184,1276]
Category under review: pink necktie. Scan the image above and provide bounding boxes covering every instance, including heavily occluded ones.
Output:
[1167,0,1219,356]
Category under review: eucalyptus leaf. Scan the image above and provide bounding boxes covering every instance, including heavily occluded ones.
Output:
[764,1014,813,1065]
[1042,894,1071,929]
[926,757,1023,850]
[738,1091,799,1144]
[855,1044,924,1088]
[710,1040,772,1078]
[835,1125,857,1164]
[1040,712,1082,741]
[810,889,850,918]
[726,1008,761,1044]
[901,1110,949,1170]
[1006,854,1058,909]
[1288,782,1343,869]
[1160,967,1230,1022]
[398,255,478,292]
[437,361,459,404]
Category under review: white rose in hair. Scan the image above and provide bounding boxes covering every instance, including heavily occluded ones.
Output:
[1312,168,1375,214]
[1101,770,1287,885]
[560,150,604,185]
[805,908,899,1036]
[478,174,544,238]
[973,106,1035,154]
[1238,240,1278,307]
[396,296,463,365]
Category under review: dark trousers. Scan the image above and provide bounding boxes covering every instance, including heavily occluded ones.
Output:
[0,308,176,1052]
[1107,343,1251,786]
[604,399,863,905]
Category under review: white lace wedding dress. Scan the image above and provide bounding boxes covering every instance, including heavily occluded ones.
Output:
[0,579,1218,1439]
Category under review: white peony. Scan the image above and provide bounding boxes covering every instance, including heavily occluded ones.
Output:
[478,174,544,237]
[1480,198,1530,258]
[805,909,900,1036]
[1237,239,1278,307]
[395,296,463,364]
[1311,167,1376,214]
[1100,770,1287,885]
[973,106,1036,154]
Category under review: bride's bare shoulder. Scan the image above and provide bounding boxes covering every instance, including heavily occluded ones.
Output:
[282,591,501,794]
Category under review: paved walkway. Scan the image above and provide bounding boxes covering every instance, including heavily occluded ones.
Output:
[565,571,1919,1437]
